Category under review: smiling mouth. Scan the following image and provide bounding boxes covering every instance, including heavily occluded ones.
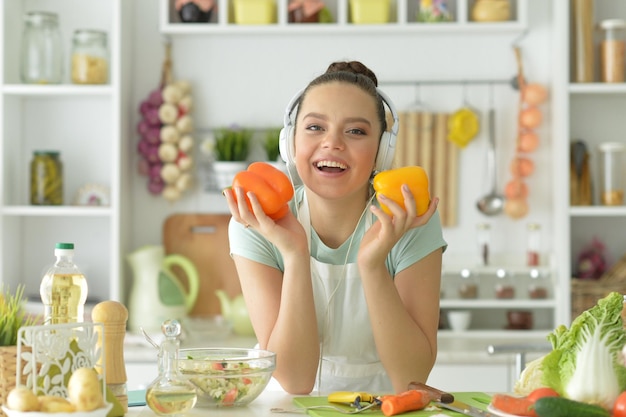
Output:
[315,160,347,173]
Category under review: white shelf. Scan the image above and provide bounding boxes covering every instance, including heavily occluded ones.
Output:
[437,330,551,339]
[0,0,131,305]
[1,206,112,217]
[569,83,626,94]
[2,84,114,96]
[570,206,626,217]
[440,299,557,309]
[159,21,528,35]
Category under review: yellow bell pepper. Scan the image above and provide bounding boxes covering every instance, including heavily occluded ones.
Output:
[373,166,430,216]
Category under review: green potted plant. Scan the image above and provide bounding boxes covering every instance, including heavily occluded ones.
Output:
[263,127,288,173]
[263,127,281,162]
[212,126,252,189]
[0,284,40,402]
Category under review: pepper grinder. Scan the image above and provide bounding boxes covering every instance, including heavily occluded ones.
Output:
[92,300,129,413]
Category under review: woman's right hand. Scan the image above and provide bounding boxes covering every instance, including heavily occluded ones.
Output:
[224,186,308,255]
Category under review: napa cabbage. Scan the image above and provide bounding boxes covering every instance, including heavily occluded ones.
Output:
[514,291,626,409]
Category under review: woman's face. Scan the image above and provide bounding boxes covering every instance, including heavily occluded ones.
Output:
[293,82,381,201]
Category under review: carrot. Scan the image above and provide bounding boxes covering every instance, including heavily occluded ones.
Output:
[492,393,537,417]
[381,389,430,416]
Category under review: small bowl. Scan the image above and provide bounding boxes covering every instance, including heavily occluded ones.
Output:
[178,347,276,407]
[447,310,472,331]
[506,310,533,330]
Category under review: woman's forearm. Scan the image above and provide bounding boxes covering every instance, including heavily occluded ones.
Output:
[359,253,441,393]
[265,250,320,394]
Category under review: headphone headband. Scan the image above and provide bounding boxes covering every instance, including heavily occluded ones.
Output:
[279,85,399,173]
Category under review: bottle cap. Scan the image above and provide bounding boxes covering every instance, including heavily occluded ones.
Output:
[55,242,74,250]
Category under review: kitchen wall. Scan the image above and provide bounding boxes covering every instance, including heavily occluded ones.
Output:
[128,1,554,267]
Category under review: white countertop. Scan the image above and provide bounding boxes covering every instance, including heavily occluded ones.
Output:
[128,388,296,417]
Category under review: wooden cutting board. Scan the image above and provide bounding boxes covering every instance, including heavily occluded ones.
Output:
[162,213,241,317]
[292,392,491,417]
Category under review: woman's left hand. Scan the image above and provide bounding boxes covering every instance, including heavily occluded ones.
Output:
[357,184,439,269]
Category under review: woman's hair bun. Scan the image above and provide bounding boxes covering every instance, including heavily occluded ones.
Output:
[325,61,378,87]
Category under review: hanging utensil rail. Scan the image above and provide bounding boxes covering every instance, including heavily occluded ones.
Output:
[380,79,512,87]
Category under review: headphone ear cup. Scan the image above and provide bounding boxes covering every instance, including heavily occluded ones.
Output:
[375,131,395,172]
[279,125,294,165]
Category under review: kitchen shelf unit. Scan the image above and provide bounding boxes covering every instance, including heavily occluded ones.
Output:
[553,1,626,325]
[0,0,132,305]
[440,262,557,336]
[160,0,527,34]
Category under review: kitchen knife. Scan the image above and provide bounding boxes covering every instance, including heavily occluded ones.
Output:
[435,399,498,417]
[407,381,454,403]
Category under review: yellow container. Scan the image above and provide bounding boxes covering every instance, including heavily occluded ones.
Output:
[350,0,391,24]
[233,0,276,24]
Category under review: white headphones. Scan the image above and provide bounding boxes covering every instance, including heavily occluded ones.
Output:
[279,86,400,173]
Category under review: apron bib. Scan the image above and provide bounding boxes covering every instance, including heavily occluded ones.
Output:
[298,195,392,394]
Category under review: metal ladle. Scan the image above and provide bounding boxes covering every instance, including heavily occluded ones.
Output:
[476,106,504,216]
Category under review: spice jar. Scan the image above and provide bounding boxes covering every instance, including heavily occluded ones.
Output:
[20,11,63,84]
[71,30,108,84]
[494,268,515,299]
[458,269,478,299]
[527,269,549,299]
[599,142,626,206]
[30,151,63,205]
[527,223,541,266]
[476,223,491,266]
[600,19,626,83]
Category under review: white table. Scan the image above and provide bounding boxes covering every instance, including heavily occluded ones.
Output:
[128,387,296,417]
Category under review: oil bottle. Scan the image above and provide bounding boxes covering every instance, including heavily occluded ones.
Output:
[40,242,88,324]
[146,319,197,416]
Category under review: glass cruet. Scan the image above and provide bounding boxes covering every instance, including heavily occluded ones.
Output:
[145,319,197,416]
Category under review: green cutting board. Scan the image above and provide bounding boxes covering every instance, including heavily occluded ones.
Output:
[293,392,491,417]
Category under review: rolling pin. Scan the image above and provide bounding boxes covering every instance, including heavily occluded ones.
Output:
[92,300,129,413]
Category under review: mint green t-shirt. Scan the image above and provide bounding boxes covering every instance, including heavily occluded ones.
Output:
[228,186,447,276]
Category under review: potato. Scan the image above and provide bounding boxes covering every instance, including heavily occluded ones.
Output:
[6,386,40,411]
[67,367,103,411]
[38,396,76,413]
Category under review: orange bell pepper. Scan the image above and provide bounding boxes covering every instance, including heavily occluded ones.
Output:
[231,162,294,220]
[372,166,430,216]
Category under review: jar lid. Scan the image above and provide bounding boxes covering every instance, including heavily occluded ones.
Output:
[33,150,60,156]
[73,29,108,42]
[24,11,58,24]
[598,142,626,152]
[600,19,626,30]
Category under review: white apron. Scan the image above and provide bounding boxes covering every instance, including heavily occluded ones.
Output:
[298,195,393,395]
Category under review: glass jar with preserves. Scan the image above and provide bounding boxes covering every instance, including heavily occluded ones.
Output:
[20,11,63,84]
[494,268,515,299]
[458,269,478,299]
[71,29,108,84]
[527,269,549,299]
[30,151,63,205]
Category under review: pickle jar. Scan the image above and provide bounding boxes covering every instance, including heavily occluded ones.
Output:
[30,151,63,205]
[71,29,108,84]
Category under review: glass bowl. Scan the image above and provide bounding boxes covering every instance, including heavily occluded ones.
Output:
[178,347,276,407]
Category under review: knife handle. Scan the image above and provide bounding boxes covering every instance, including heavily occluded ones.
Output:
[408,381,454,403]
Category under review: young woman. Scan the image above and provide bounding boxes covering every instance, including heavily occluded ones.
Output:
[223,61,446,395]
